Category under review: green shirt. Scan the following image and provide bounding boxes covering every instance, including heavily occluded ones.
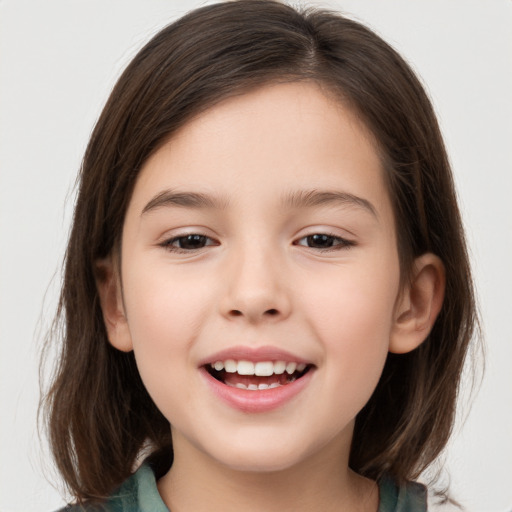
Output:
[59,464,427,511]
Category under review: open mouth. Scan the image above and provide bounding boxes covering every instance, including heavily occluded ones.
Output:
[205,359,313,390]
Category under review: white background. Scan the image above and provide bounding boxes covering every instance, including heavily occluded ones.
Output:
[1,1,511,511]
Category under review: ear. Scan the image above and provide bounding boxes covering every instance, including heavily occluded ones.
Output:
[95,257,133,352]
[389,253,446,354]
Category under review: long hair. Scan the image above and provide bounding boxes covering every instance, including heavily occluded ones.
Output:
[41,0,478,502]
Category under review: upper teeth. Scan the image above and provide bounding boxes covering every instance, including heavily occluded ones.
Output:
[210,360,307,376]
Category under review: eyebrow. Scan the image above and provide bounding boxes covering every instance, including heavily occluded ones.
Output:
[141,188,377,218]
[282,189,378,218]
[142,190,230,214]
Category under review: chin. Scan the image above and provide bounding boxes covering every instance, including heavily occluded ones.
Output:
[204,436,315,474]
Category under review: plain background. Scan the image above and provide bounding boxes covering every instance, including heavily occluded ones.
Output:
[1,1,511,511]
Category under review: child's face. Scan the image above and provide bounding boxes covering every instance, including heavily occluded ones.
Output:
[114,82,402,472]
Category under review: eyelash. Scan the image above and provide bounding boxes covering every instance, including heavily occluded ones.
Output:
[160,232,355,253]
[294,233,355,252]
[160,234,218,253]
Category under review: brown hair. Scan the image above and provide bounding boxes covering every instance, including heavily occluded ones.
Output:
[41,0,478,503]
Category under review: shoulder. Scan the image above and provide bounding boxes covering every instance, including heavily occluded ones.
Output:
[54,464,169,512]
[378,474,428,512]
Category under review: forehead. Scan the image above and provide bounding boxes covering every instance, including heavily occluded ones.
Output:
[131,81,392,221]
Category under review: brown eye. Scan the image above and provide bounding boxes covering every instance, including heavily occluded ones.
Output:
[306,234,336,248]
[295,233,354,251]
[175,234,208,249]
[162,234,218,252]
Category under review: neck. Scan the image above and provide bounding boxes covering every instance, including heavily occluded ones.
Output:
[157,428,378,512]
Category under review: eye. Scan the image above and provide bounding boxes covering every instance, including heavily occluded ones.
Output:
[161,234,218,252]
[295,233,354,251]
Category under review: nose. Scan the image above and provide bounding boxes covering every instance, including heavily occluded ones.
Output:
[219,243,292,323]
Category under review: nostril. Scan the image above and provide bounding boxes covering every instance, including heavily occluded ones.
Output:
[227,308,280,318]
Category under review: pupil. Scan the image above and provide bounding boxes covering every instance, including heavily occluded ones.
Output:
[180,235,206,249]
[308,234,333,248]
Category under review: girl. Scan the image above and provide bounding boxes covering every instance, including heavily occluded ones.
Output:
[42,1,477,510]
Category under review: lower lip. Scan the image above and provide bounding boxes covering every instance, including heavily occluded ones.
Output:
[199,367,314,413]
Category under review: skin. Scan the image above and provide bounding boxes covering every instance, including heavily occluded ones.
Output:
[98,82,445,512]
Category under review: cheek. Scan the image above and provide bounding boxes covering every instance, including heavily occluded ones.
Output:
[303,256,399,338]
[303,261,399,404]
[121,265,213,411]
[124,264,210,344]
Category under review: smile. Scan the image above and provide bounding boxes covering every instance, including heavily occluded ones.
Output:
[199,348,315,413]
[206,359,311,390]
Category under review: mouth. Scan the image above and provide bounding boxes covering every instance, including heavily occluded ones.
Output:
[205,359,313,391]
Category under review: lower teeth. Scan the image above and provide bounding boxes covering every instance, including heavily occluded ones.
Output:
[227,379,296,390]
[208,366,308,390]
[228,382,283,390]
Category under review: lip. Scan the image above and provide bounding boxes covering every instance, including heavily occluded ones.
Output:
[198,345,311,366]
[199,347,314,413]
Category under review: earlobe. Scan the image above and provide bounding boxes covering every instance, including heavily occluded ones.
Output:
[389,253,445,354]
[95,257,134,352]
